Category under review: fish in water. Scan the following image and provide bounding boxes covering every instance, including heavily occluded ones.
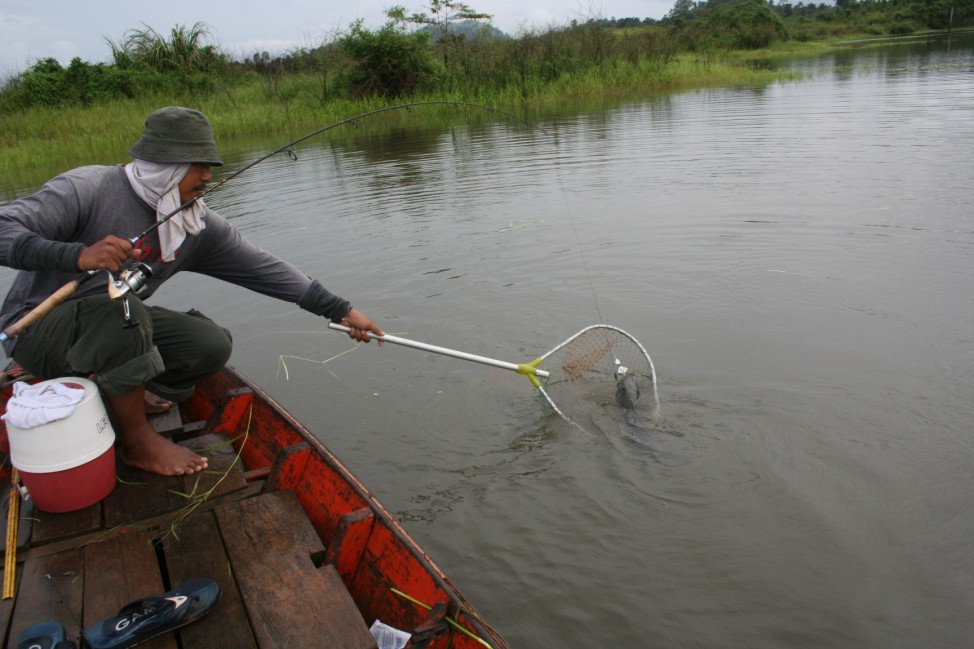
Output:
[615,374,640,409]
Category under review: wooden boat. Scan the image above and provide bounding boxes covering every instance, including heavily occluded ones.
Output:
[0,364,508,649]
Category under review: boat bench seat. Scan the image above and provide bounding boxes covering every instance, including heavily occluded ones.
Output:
[214,489,378,649]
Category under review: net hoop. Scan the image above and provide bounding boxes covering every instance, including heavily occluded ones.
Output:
[538,324,660,424]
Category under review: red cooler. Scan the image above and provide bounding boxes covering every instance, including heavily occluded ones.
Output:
[5,377,116,513]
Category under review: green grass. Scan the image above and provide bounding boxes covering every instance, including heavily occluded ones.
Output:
[0,48,818,178]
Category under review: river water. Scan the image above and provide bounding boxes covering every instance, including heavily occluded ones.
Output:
[3,35,973,647]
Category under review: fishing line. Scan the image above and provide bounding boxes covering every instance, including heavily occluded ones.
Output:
[555,156,605,325]
[528,116,661,426]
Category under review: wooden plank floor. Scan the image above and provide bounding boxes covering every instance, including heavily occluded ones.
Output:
[0,409,377,649]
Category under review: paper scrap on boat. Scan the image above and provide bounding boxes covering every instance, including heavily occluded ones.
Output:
[370,620,411,649]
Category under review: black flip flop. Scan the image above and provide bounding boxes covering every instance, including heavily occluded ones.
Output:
[83,579,220,649]
[17,621,76,649]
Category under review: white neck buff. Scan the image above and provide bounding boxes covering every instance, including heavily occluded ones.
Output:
[125,159,207,262]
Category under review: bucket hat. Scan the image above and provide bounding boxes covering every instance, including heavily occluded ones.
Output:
[128,106,223,166]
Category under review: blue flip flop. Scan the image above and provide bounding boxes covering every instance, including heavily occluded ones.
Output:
[17,621,76,649]
[83,579,220,649]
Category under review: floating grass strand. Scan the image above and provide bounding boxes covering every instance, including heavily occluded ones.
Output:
[390,587,498,648]
[277,340,361,381]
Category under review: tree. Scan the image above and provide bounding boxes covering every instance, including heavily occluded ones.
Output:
[666,0,701,21]
[389,0,491,40]
[388,1,492,67]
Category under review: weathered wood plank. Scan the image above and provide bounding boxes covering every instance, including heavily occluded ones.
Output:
[21,481,264,562]
[317,564,380,646]
[28,501,102,547]
[9,548,84,644]
[83,527,176,649]
[215,490,376,649]
[102,465,188,527]
[160,512,257,649]
[147,407,183,435]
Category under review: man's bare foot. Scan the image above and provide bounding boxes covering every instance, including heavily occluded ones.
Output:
[120,427,208,476]
[107,385,206,476]
[144,391,172,414]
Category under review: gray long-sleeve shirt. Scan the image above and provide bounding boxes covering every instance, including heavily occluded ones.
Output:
[0,164,350,353]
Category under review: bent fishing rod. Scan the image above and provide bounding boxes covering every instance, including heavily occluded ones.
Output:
[0,102,537,344]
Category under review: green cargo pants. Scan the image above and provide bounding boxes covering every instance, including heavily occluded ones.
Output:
[11,295,232,402]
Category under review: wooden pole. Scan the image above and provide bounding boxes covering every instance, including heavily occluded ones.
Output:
[2,468,20,599]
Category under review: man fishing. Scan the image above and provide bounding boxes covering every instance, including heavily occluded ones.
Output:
[0,106,383,476]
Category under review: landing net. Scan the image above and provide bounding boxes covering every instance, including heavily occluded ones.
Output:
[536,325,659,425]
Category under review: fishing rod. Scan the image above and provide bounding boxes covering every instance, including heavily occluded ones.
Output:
[0,101,537,344]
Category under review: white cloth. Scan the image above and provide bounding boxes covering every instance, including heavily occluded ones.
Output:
[125,159,207,261]
[2,381,86,429]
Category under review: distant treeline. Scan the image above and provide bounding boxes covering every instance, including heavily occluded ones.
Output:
[1,0,970,111]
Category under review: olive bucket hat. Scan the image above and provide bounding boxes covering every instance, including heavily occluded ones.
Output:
[128,106,224,166]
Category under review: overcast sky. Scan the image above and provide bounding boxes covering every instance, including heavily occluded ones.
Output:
[1,0,676,74]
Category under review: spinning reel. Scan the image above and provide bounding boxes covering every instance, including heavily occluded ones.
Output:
[107,262,153,300]
[106,262,153,329]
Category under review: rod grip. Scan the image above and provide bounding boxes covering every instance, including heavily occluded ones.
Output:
[1,278,81,342]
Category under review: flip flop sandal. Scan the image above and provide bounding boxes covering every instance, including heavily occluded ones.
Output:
[17,621,76,649]
[83,579,220,649]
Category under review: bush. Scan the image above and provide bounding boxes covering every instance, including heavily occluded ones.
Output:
[0,22,231,109]
[335,19,439,98]
[0,57,139,108]
[666,0,789,51]
[706,0,790,49]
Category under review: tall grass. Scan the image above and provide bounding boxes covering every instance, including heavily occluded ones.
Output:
[2,101,155,169]
[0,49,813,178]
